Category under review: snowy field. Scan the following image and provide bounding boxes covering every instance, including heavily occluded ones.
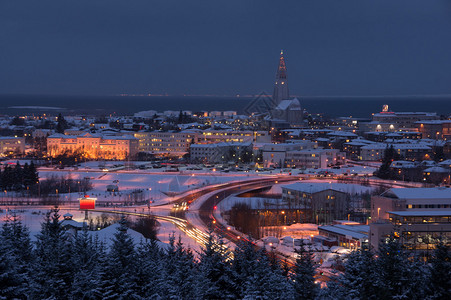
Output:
[37,169,260,206]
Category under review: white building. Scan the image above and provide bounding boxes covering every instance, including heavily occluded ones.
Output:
[190,142,252,164]
[370,107,439,131]
[360,143,431,161]
[371,187,451,222]
[262,141,315,168]
[134,130,198,157]
[0,137,25,155]
[285,148,342,169]
[197,130,270,144]
[47,132,138,160]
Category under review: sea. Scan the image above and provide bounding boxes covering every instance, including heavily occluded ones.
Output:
[0,94,450,118]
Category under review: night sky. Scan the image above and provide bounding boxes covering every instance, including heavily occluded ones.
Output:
[1,0,451,97]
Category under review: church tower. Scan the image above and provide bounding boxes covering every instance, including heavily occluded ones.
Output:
[272,50,289,105]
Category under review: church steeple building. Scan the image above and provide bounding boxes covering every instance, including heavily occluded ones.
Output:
[272,50,289,105]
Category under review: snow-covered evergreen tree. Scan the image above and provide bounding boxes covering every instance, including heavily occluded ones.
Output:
[101,216,139,299]
[198,232,238,299]
[31,208,75,299]
[242,247,294,299]
[70,228,103,299]
[291,241,318,300]
[135,238,165,298]
[326,247,378,300]
[375,235,427,299]
[428,241,451,299]
[0,231,29,298]
[162,235,200,299]
[0,212,33,298]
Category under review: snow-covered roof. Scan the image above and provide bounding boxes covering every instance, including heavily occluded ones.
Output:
[423,167,449,173]
[390,161,417,168]
[327,131,358,137]
[361,143,431,150]
[282,183,372,194]
[60,219,84,229]
[438,159,451,167]
[387,187,451,199]
[318,225,368,240]
[345,140,375,146]
[414,120,451,125]
[275,98,301,110]
[388,210,451,217]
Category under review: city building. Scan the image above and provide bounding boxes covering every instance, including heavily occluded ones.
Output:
[318,222,369,250]
[285,148,343,169]
[262,141,315,168]
[360,143,431,161]
[342,138,375,160]
[369,210,451,253]
[370,187,451,222]
[281,183,351,224]
[134,130,198,157]
[0,137,25,155]
[370,105,439,131]
[47,132,139,160]
[190,142,253,164]
[416,120,451,140]
[268,50,304,125]
[197,130,270,144]
[272,50,289,105]
[271,98,303,126]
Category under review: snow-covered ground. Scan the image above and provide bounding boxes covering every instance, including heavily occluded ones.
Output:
[38,170,260,206]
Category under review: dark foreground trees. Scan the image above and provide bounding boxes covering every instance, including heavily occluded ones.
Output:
[1,211,450,299]
[319,236,451,300]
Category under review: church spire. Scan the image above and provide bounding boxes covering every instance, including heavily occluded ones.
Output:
[272,49,289,105]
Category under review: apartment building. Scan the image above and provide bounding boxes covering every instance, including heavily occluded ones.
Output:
[281,183,350,224]
[134,130,198,157]
[285,148,343,169]
[47,132,138,160]
[0,137,25,155]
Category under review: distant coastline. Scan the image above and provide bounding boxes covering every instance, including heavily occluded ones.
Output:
[1,94,450,117]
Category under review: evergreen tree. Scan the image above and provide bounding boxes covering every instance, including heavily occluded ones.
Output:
[242,247,293,299]
[334,247,379,300]
[1,165,13,190]
[0,241,27,299]
[375,235,427,299]
[135,239,165,298]
[162,236,199,299]
[232,240,259,296]
[291,241,318,300]
[0,213,31,298]
[23,162,39,188]
[1,212,34,264]
[102,216,138,299]
[31,208,75,299]
[13,162,23,190]
[70,228,103,299]
[376,145,400,179]
[428,241,451,299]
[198,232,238,299]
[56,113,69,134]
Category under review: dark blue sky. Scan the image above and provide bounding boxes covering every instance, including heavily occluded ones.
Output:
[1,0,451,97]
